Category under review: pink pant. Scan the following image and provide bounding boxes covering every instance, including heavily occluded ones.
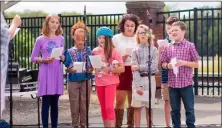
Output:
[96,84,116,120]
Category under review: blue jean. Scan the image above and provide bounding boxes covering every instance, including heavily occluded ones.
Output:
[169,85,195,128]
[42,95,60,128]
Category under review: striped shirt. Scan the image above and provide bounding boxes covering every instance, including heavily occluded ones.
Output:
[131,44,159,88]
[160,39,200,88]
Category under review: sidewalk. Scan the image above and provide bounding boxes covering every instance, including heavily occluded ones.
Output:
[87,96,221,127]
[3,94,220,127]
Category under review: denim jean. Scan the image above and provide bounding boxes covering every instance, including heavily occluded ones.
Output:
[169,85,195,128]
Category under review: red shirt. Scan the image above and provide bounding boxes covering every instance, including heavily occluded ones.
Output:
[160,39,200,88]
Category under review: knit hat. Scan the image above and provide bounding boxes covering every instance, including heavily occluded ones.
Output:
[96,27,113,38]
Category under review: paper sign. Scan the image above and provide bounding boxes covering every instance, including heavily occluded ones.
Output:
[50,47,64,60]
[89,55,103,68]
[171,57,179,77]
[73,62,86,73]
[157,39,169,47]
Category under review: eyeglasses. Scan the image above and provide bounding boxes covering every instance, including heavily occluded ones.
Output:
[138,32,152,39]
[138,32,146,35]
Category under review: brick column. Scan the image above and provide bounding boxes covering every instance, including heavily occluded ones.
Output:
[126,1,165,98]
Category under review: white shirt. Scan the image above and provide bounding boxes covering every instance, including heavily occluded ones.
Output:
[112,33,137,66]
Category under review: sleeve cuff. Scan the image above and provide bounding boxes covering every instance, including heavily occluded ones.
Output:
[139,65,145,71]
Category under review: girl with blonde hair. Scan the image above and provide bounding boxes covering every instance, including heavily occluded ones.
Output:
[131,24,158,127]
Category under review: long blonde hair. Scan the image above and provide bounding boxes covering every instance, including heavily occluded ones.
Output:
[135,24,155,45]
[41,14,63,36]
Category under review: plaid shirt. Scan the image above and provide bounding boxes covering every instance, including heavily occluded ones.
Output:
[160,39,200,88]
[1,12,10,114]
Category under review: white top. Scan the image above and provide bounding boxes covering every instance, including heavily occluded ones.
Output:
[112,33,137,66]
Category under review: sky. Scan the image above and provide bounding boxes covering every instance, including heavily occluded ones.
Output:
[4,2,221,14]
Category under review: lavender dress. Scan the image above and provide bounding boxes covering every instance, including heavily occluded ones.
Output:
[31,35,64,97]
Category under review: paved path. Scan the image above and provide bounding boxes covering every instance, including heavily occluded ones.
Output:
[2,93,221,128]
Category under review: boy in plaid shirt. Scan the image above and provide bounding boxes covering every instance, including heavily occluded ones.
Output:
[161,21,199,128]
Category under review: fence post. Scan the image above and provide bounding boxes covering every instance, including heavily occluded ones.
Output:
[194,8,199,95]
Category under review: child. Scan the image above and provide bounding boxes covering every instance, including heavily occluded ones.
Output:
[131,24,158,127]
[158,16,179,127]
[112,14,140,127]
[161,21,199,128]
[30,14,65,128]
[63,21,93,128]
[92,27,125,128]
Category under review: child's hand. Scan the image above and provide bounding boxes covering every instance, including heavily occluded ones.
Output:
[167,63,173,69]
[175,60,186,67]
[59,55,65,61]
[83,68,94,73]
[11,15,21,27]
[136,87,143,95]
[65,69,76,73]
[102,66,111,73]
[36,57,42,64]
[131,65,139,72]
[122,55,129,62]
[42,57,55,64]
[113,73,121,75]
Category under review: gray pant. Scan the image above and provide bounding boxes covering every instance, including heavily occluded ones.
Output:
[68,80,91,127]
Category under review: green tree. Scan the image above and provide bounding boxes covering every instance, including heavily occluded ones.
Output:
[13,28,36,69]
[5,9,48,18]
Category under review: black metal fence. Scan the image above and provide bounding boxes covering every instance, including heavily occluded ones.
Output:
[5,7,222,97]
[157,8,222,96]
[5,14,123,70]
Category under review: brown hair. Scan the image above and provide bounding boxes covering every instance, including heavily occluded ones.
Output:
[118,13,140,33]
[41,14,63,36]
[104,36,115,62]
[172,21,187,31]
[166,16,179,25]
[71,21,89,36]
[135,24,155,45]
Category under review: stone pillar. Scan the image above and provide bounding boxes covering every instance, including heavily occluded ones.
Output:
[126,1,165,98]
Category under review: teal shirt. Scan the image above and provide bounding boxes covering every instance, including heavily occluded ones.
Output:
[63,47,93,82]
